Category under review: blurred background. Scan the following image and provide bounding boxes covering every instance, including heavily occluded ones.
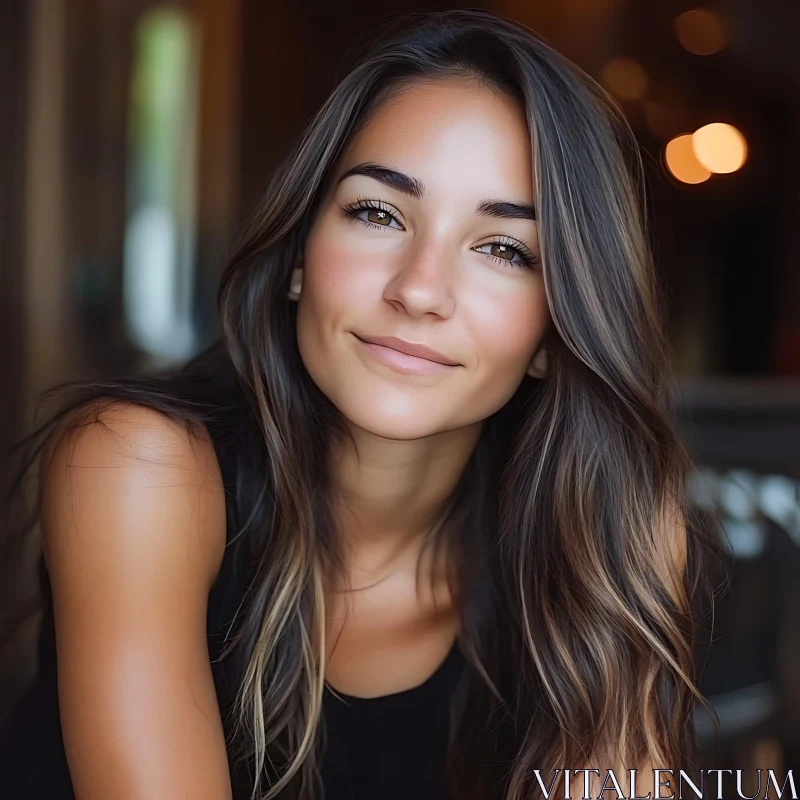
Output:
[1,0,798,788]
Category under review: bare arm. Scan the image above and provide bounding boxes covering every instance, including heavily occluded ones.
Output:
[41,403,232,800]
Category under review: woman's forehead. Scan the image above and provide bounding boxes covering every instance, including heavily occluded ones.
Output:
[334,78,536,203]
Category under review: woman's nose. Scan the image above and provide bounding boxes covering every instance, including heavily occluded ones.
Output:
[381,239,456,319]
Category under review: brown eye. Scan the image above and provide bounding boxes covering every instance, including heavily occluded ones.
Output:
[367,208,392,226]
[473,239,538,270]
[490,243,515,260]
[343,199,404,230]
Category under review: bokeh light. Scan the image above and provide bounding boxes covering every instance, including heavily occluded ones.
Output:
[692,122,747,173]
[600,57,649,101]
[665,134,712,184]
[674,8,728,55]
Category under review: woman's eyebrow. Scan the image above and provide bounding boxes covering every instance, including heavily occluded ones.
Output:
[337,161,536,220]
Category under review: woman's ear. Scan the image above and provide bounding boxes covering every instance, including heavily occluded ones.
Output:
[526,346,548,379]
[287,267,304,301]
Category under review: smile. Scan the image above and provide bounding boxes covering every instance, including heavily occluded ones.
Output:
[352,334,459,376]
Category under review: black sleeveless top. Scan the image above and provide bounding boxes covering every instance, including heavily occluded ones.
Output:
[0,432,466,800]
[0,544,465,800]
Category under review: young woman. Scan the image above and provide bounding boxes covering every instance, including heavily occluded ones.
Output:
[1,9,721,800]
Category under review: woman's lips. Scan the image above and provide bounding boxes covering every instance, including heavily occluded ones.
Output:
[353,334,458,376]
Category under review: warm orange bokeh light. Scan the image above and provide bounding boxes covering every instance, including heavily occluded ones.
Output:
[692,122,747,173]
[665,134,711,184]
[674,8,728,56]
[600,57,648,101]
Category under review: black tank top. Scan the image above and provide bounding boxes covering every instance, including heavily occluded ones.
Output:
[0,436,466,800]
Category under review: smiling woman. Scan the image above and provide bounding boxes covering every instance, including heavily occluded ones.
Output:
[1,8,721,800]
[296,76,549,441]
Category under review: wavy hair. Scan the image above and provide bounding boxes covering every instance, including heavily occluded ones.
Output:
[3,9,726,800]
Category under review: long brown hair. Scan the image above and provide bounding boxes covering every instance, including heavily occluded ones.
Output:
[4,9,725,800]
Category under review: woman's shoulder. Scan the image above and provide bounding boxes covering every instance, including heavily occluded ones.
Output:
[14,399,237,798]
[40,399,228,593]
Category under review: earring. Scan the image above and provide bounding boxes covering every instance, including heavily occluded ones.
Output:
[287,266,303,301]
[526,347,548,379]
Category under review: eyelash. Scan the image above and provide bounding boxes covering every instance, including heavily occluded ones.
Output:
[340,197,539,270]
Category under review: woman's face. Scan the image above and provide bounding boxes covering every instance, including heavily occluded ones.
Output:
[297,76,550,440]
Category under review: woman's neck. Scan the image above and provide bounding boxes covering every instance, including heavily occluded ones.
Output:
[326,418,483,577]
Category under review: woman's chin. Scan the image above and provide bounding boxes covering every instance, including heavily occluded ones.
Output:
[337,400,454,441]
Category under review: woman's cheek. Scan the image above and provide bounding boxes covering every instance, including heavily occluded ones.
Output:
[469,283,547,367]
[306,229,386,310]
